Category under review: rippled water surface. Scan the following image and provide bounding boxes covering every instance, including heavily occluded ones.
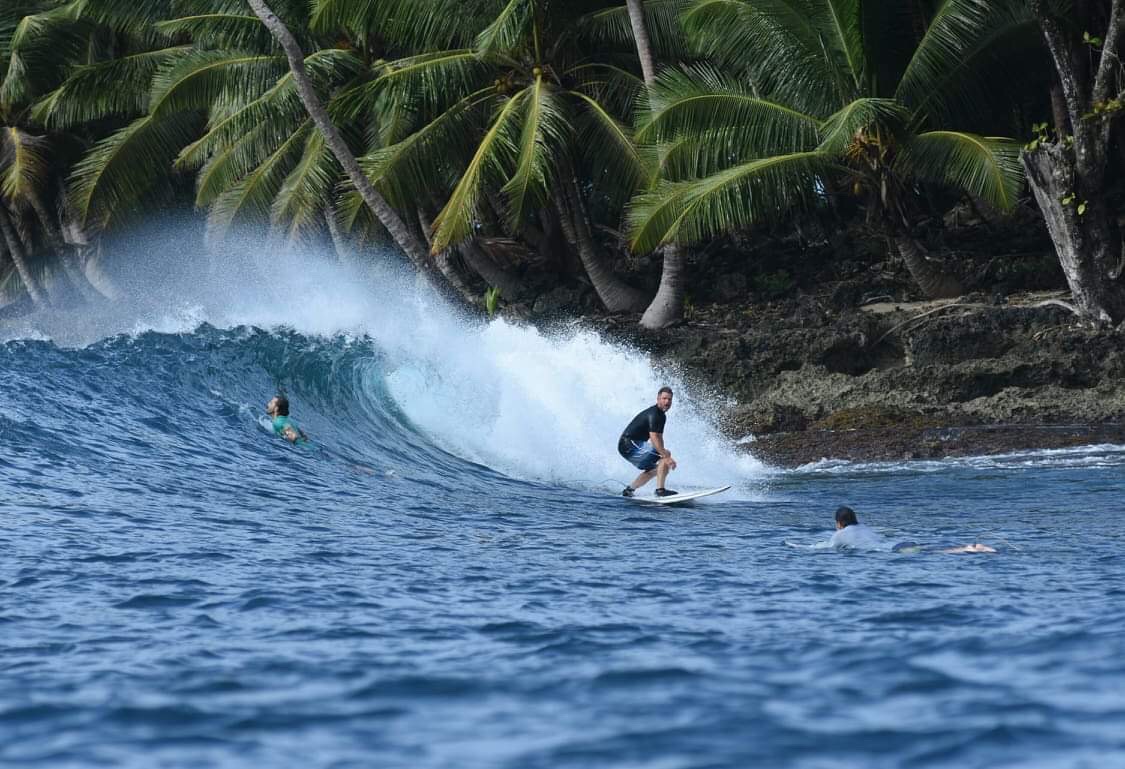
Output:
[3,254,1124,768]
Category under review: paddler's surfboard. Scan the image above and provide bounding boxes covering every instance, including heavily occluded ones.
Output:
[633,486,731,505]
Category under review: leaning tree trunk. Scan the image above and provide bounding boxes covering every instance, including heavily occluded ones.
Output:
[246,0,431,274]
[323,205,350,263]
[625,0,657,85]
[0,205,45,307]
[416,208,478,306]
[1023,143,1125,323]
[890,232,964,300]
[553,175,647,312]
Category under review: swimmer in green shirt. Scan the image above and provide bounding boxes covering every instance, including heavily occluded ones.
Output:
[265,395,308,444]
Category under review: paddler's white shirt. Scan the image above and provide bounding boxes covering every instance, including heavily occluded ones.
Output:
[829,523,885,550]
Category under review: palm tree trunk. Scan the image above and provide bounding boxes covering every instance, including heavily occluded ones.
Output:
[28,194,103,302]
[625,0,657,85]
[417,208,479,306]
[640,245,686,327]
[554,175,647,312]
[890,233,963,300]
[323,205,350,263]
[626,0,686,328]
[0,205,45,307]
[246,0,431,273]
[460,241,524,299]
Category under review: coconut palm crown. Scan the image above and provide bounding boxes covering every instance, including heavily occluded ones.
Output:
[325,0,654,310]
[627,0,1033,298]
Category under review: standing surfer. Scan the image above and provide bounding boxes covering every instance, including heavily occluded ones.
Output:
[619,387,677,498]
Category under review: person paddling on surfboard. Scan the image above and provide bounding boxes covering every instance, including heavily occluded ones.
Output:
[618,387,677,498]
[266,395,308,444]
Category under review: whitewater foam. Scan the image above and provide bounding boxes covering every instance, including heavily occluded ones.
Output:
[2,227,768,495]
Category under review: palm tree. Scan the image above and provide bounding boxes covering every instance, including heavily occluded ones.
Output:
[628,0,1034,300]
[323,0,652,311]
[0,0,124,307]
[583,0,691,326]
[245,0,433,270]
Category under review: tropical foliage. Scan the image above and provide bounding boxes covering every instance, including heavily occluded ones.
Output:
[627,0,1034,299]
[0,0,1121,322]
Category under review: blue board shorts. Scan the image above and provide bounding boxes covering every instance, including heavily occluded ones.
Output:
[619,437,661,471]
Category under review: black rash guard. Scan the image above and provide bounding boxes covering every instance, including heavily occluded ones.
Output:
[621,405,667,443]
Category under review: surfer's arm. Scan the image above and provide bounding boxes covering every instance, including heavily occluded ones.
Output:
[281,425,302,443]
[649,432,676,467]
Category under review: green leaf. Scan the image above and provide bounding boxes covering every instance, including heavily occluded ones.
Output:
[475,0,532,55]
[817,97,910,154]
[502,75,568,229]
[69,112,204,231]
[627,150,837,252]
[896,131,1023,212]
[431,89,527,252]
[0,126,50,205]
[206,121,311,242]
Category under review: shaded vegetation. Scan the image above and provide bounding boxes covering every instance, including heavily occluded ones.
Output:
[0,0,1123,326]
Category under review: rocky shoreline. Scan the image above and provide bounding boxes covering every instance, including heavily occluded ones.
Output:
[589,290,1125,468]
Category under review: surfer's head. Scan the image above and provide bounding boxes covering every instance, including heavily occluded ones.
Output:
[266,395,290,417]
[656,386,673,411]
[835,506,858,529]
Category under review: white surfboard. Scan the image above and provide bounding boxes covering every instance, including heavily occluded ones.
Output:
[633,486,731,505]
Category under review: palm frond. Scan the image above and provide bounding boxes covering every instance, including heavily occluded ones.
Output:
[32,46,192,128]
[627,150,835,252]
[375,50,493,106]
[431,89,527,252]
[358,88,492,208]
[655,127,794,181]
[310,0,480,51]
[147,50,287,119]
[682,0,848,112]
[567,62,644,119]
[574,0,691,61]
[638,65,822,154]
[69,112,204,230]
[154,14,275,51]
[193,119,297,206]
[502,76,569,229]
[571,89,651,197]
[813,0,864,94]
[817,97,910,155]
[205,121,310,242]
[0,126,50,206]
[896,130,1023,212]
[476,0,532,55]
[896,0,1032,119]
[273,129,340,242]
[1,3,91,107]
[176,48,360,169]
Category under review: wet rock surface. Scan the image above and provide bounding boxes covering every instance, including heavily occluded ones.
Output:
[594,293,1125,467]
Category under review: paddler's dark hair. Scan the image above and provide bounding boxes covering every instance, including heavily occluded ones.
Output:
[835,506,858,527]
[658,386,673,396]
[274,395,290,416]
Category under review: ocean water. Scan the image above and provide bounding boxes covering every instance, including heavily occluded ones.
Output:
[3,247,1124,768]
